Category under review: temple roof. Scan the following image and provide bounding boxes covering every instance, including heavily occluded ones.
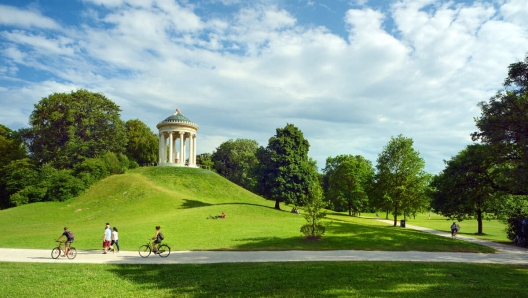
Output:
[157,108,198,129]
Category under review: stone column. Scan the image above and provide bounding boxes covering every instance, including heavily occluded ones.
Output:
[168,132,174,164]
[179,132,184,165]
[159,133,163,164]
[193,134,197,166]
[183,134,187,165]
[189,133,194,166]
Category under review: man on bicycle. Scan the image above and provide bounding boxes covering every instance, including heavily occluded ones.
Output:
[57,227,74,257]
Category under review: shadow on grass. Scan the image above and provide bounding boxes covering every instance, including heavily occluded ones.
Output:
[180,199,213,209]
[222,221,494,253]
[105,262,528,297]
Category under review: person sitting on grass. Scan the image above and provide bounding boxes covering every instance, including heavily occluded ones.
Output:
[207,212,226,219]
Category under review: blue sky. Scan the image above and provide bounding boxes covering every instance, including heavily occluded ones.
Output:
[1,0,527,173]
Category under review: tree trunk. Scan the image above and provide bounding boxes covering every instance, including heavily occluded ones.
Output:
[348,201,352,216]
[385,210,389,219]
[477,209,483,234]
[393,206,398,226]
[274,200,281,210]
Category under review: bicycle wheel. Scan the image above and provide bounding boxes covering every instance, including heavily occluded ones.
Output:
[138,245,151,258]
[158,244,170,258]
[67,247,77,259]
[51,247,61,259]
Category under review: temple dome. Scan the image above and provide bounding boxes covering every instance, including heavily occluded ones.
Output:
[157,108,198,129]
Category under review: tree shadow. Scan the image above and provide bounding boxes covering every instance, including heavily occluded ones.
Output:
[180,199,213,209]
[107,262,528,297]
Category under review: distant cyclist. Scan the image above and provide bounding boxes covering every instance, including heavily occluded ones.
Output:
[57,227,74,257]
[450,222,460,238]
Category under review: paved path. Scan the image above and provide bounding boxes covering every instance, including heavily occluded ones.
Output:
[1,220,527,265]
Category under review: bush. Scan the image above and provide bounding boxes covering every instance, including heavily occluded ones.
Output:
[74,157,110,185]
[128,160,139,169]
[45,169,85,201]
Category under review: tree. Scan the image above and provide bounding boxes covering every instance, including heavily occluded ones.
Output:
[431,144,501,234]
[196,153,214,170]
[125,119,158,165]
[300,181,327,239]
[374,135,430,226]
[472,54,528,196]
[255,124,318,210]
[323,155,374,216]
[211,139,259,191]
[0,125,28,208]
[23,89,127,169]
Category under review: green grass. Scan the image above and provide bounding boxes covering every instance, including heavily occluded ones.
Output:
[361,212,511,244]
[2,262,528,297]
[0,167,493,253]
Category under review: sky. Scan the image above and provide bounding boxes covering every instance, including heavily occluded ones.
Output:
[0,0,527,174]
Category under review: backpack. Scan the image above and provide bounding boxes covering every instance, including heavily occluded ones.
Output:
[158,232,164,240]
[66,231,75,239]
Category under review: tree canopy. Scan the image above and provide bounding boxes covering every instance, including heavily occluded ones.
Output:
[431,144,501,234]
[323,154,374,216]
[125,119,158,165]
[255,124,318,210]
[212,139,259,191]
[23,89,127,169]
[472,54,528,196]
[374,135,430,226]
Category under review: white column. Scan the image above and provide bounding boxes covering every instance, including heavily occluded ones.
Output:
[168,132,174,163]
[158,133,163,164]
[162,134,167,164]
[189,133,194,166]
[193,134,198,165]
[179,132,184,165]
[183,134,187,165]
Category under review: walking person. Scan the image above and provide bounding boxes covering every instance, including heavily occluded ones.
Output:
[102,223,112,254]
[111,227,120,253]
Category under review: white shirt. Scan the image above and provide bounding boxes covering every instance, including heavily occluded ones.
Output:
[112,231,118,241]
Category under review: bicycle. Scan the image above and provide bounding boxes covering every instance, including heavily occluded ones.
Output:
[51,240,77,259]
[513,235,526,247]
[138,240,170,258]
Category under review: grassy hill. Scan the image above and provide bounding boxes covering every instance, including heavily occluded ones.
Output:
[0,167,493,253]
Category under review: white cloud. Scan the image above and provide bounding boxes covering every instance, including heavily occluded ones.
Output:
[1,0,527,173]
[0,5,59,29]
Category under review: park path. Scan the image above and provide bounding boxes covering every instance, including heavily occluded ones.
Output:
[1,219,527,265]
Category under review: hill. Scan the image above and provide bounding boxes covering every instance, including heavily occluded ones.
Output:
[0,167,493,253]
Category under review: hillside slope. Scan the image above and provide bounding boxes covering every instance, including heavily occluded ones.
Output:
[0,167,493,253]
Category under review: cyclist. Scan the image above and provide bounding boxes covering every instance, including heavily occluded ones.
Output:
[57,227,74,257]
[150,226,162,254]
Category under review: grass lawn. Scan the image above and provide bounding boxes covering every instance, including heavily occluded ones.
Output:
[359,212,511,244]
[2,262,528,297]
[0,167,494,253]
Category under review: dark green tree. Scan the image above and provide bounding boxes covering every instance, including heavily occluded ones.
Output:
[212,139,259,191]
[323,155,374,216]
[255,124,318,210]
[125,119,158,165]
[196,153,214,170]
[0,125,28,208]
[431,144,500,234]
[472,54,528,196]
[374,135,430,226]
[23,89,127,169]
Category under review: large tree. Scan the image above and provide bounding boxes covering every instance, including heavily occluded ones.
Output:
[0,125,28,208]
[324,154,374,216]
[374,135,430,226]
[431,144,501,234]
[23,89,127,169]
[211,139,259,191]
[472,54,528,196]
[255,124,318,210]
[125,119,158,165]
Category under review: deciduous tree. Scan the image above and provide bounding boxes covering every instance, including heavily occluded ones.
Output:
[212,139,259,191]
[125,119,158,165]
[374,135,430,226]
[255,124,318,209]
[23,89,127,169]
[324,155,374,216]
